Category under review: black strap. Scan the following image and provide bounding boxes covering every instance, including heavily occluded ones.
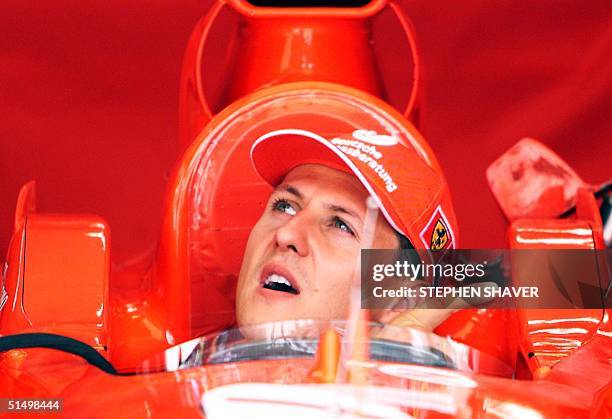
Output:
[0,333,117,375]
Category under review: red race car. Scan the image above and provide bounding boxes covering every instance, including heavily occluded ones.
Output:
[1,1,610,417]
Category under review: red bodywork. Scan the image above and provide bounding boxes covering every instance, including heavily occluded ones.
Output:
[1,0,611,417]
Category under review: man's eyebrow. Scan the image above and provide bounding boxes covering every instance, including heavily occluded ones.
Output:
[325,204,362,222]
[274,184,362,221]
[275,184,303,200]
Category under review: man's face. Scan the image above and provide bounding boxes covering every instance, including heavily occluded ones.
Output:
[236,164,399,327]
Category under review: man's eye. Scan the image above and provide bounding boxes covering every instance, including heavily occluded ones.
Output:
[272,198,296,215]
[332,217,355,236]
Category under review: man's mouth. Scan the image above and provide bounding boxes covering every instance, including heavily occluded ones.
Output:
[262,273,299,295]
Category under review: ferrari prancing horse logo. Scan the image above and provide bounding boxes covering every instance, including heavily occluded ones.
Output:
[420,206,454,251]
[431,219,449,250]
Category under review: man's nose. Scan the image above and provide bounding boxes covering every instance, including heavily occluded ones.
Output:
[274,212,310,256]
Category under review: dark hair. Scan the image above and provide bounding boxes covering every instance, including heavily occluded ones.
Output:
[395,231,414,251]
[394,231,421,266]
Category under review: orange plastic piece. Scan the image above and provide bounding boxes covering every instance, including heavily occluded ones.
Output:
[309,328,341,384]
